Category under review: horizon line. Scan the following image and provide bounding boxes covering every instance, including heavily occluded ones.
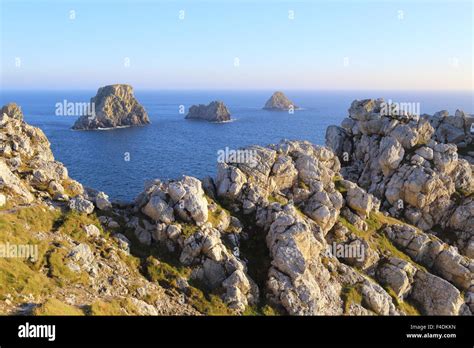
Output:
[2,87,473,93]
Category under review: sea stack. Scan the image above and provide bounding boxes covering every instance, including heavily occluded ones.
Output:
[185,101,231,122]
[72,84,150,130]
[263,91,298,111]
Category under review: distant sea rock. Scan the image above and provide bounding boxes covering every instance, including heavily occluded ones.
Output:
[185,101,231,122]
[72,84,150,130]
[263,91,298,111]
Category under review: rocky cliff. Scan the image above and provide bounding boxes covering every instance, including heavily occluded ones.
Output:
[1,100,472,316]
[72,84,150,130]
[185,101,231,122]
[263,91,298,111]
[325,99,473,258]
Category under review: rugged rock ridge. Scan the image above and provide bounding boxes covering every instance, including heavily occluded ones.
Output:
[72,84,150,130]
[326,99,474,258]
[1,103,84,205]
[1,100,472,316]
[430,109,473,148]
[185,101,231,122]
[263,91,298,111]
[0,103,195,315]
[129,138,472,315]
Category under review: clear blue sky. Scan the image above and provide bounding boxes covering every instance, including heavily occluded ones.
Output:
[1,0,472,90]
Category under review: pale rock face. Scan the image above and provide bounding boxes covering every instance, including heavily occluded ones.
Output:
[0,160,34,203]
[325,125,353,159]
[384,224,472,291]
[265,205,342,315]
[346,185,376,217]
[1,103,23,121]
[142,195,175,224]
[67,243,94,267]
[263,91,298,111]
[95,191,112,210]
[410,271,465,315]
[326,98,473,255]
[378,136,405,175]
[216,163,247,200]
[361,281,396,315]
[185,101,231,122]
[376,258,416,299]
[83,224,101,238]
[72,84,150,130]
[0,104,84,204]
[174,176,209,226]
[0,193,6,207]
[69,196,95,214]
[415,146,434,160]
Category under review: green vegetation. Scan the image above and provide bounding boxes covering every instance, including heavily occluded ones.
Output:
[333,175,347,194]
[341,284,363,314]
[46,245,89,287]
[298,180,310,191]
[385,287,420,316]
[143,255,233,315]
[180,223,199,239]
[338,212,426,271]
[267,194,288,205]
[0,206,58,299]
[33,298,84,316]
[205,196,231,230]
[88,298,141,315]
[57,210,105,242]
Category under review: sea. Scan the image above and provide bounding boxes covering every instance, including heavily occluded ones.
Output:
[1,90,472,201]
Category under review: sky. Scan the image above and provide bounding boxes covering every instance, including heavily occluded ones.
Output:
[0,0,473,90]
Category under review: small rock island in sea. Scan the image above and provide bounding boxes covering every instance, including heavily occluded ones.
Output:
[185,101,231,122]
[263,91,298,111]
[72,84,150,130]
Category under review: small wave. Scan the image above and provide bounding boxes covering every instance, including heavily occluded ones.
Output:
[211,119,237,124]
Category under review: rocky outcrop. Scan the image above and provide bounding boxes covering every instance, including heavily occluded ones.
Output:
[263,91,298,111]
[72,84,149,130]
[185,101,231,122]
[326,99,473,256]
[1,103,84,205]
[132,176,258,312]
[430,109,473,148]
[0,104,196,317]
[2,100,472,317]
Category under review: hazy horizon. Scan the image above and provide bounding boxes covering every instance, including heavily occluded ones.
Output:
[1,0,473,91]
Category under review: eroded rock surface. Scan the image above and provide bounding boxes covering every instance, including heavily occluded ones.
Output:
[72,84,150,130]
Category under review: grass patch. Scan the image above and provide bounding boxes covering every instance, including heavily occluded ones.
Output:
[267,194,288,205]
[88,298,140,315]
[333,175,347,194]
[385,287,420,316]
[338,213,426,271]
[33,298,84,316]
[58,210,105,242]
[341,284,363,314]
[46,245,89,287]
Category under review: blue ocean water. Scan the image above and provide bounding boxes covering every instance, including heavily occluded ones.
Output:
[1,90,472,200]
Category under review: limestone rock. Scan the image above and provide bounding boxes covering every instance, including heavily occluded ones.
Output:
[185,101,231,122]
[72,84,149,130]
[263,91,298,111]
